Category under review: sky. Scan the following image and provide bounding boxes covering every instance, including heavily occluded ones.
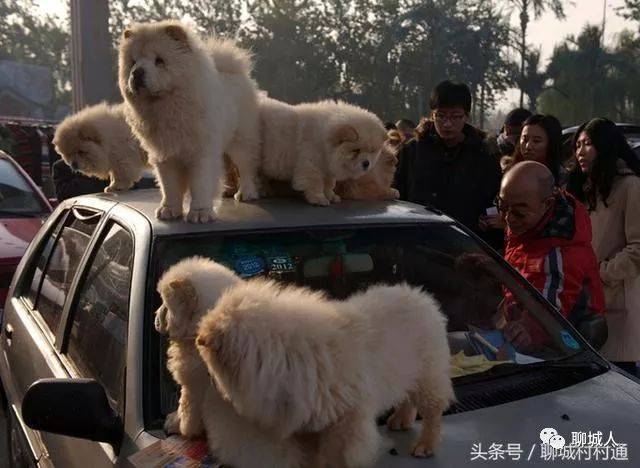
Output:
[34,0,638,112]
[499,0,636,110]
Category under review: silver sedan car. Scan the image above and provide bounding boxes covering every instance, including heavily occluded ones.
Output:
[1,189,639,467]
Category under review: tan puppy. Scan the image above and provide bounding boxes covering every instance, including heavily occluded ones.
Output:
[155,257,305,468]
[53,102,148,192]
[119,21,260,223]
[335,140,400,201]
[197,279,454,466]
[259,97,387,206]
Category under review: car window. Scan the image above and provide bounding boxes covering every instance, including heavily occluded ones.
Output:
[25,208,101,337]
[151,225,585,419]
[0,159,47,216]
[66,222,133,411]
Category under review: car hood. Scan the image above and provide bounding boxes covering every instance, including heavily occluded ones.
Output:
[375,370,640,467]
[0,217,43,265]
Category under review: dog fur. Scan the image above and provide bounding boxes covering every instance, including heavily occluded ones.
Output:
[118,20,260,223]
[155,257,305,468]
[53,102,149,192]
[197,279,454,466]
[258,97,387,206]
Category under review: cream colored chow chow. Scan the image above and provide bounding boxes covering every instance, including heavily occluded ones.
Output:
[155,257,306,468]
[197,279,454,466]
[118,21,260,223]
[53,102,149,192]
[259,97,387,205]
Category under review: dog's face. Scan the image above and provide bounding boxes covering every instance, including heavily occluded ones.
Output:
[53,123,110,177]
[328,124,385,181]
[119,22,194,102]
[155,277,198,339]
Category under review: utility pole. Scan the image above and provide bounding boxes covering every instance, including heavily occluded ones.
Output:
[70,0,118,111]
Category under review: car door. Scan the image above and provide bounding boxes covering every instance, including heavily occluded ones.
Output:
[45,220,135,467]
[1,206,104,466]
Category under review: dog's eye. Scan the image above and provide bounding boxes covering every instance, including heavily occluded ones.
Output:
[155,56,165,66]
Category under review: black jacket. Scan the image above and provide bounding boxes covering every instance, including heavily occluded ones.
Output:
[52,159,108,201]
[394,121,503,249]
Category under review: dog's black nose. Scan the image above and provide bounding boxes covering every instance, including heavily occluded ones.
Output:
[362,160,370,170]
[132,68,145,91]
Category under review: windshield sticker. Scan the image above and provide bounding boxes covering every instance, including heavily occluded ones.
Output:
[560,331,580,350]
[235,256,265,278]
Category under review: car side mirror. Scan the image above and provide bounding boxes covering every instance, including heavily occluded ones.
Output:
[22,378,122,448]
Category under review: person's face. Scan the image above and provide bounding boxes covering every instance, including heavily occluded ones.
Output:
[575,131,597,174]
[497,184,553,236]
[519,124,549,164]
[432,107,467,142]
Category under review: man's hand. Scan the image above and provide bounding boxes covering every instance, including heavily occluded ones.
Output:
[503,320,532,348]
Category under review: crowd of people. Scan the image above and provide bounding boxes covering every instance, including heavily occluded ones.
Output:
[391,80,640,377]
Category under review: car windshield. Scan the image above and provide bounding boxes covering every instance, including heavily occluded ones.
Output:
[0,159,47,216]
[149,223,587,419]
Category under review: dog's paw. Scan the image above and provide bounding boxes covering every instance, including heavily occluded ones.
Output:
[104,184,122,194]
[186,208,216,223]
[164,411,181,435]
[305,193,330,206]
[156,205,183,220]
[328,192,341,203]
[411,441,436,458]
[387,188,400,200]
[234,187,260,202]
[386,405,417,431]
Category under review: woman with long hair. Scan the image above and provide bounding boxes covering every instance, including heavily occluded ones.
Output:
[571,118,640,375]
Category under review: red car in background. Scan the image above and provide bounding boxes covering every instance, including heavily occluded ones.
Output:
[0,150,52,305]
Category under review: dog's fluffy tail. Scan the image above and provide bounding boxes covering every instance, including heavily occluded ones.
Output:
[206,37,253,75]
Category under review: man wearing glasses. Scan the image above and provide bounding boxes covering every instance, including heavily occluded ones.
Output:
[499,161,605,346]
[393,80,502,250]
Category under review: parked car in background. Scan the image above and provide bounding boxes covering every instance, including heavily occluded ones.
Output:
[0,151,52,306]
[1,189,639,467]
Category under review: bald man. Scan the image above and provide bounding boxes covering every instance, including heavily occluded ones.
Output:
[499,161,605,347]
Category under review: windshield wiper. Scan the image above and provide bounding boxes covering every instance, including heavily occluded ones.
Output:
[456,353,608,384]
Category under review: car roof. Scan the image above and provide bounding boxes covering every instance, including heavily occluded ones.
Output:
[81,189,451,236]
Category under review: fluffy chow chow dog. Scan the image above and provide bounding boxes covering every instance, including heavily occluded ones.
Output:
[197,279,454,467]
[258,97,387,206]
[118,20,260,223]
[155,257,306,468]
[53,102,149,192]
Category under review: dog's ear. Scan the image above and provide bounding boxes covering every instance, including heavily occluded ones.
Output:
[164,24,191,50]
[330,124,359,147]
[167,278,198,311]
[79,124,101,145]
[123,28,133,40]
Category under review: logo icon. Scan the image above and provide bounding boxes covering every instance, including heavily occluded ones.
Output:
[540,427,566,449]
